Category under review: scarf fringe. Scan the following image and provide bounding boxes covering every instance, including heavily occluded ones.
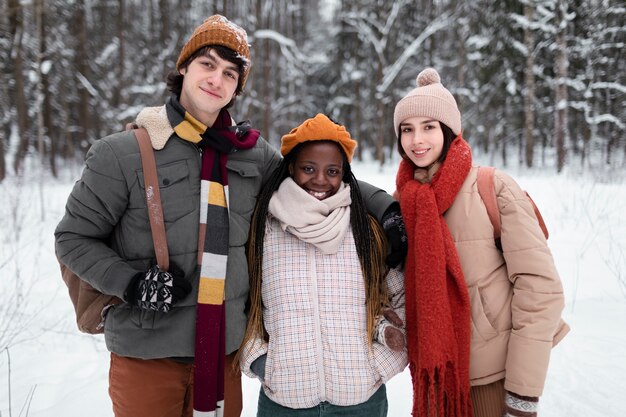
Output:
[411,360,472,417]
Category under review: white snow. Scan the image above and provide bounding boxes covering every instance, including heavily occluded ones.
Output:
[0,158,624,416]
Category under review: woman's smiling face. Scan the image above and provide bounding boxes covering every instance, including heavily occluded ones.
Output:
[399,116,444,168]
[289,141,345,200]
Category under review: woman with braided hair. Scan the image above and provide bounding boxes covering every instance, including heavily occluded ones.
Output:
[392,68,569,417]
[238,114,407,416]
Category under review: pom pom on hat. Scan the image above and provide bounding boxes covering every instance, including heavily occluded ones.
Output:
[281,114,357,163]
[417,68,440,86]
[176,15,251,88]
[393,67,462,136]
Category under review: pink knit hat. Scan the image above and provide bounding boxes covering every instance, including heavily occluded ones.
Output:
[393,68,461,136]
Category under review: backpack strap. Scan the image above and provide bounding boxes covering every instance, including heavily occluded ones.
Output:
[477,166,550,243]
[524,192,550,240]
[477,166,501,240]
[134,127,170,272]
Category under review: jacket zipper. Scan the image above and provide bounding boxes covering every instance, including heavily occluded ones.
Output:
[308,245,327,401]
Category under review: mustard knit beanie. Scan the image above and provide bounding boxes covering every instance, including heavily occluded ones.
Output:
[393,68,461,136]
[176,15,251,88]
[281,114,357,163]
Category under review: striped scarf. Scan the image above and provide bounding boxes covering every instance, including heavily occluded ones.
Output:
[166,95,259,416]
[395,136,473,417]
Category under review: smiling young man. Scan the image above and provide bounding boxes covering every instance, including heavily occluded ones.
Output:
[55,15,406,417]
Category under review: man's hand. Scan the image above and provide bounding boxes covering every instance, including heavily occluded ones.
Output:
[382,204,408,268]
[126,263,191,313]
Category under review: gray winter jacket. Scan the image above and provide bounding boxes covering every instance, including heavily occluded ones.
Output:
[55,105,394,359]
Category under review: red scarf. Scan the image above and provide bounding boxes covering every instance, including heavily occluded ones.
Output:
[396,136,473,417]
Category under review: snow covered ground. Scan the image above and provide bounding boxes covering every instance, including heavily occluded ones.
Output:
[1,158,624,417]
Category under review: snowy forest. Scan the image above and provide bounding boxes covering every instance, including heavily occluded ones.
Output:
[1,0,624,181]
[1,2,626,416]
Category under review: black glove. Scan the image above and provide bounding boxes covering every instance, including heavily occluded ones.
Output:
[382,204,408,268]
[126,263,192,313]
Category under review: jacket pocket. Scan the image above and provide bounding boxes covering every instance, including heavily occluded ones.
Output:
[136,160,194,221]
[226,159,261,216]
[226,159,263,246]
[468,285,499,342]
[262,340,279,394]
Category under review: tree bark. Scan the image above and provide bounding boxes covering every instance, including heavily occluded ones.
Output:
[35,0,45,163]
[0,1,11,181]
[73,0,95,151]
[554,0,568,173]
[9,0,30,174]
[112,0,126,108]
[35,1,57,177]
[523,3,536,168]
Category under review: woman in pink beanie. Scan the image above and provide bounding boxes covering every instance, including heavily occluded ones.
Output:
[392,68,569,417]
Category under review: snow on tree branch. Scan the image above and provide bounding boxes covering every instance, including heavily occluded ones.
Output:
[379,12,454,94]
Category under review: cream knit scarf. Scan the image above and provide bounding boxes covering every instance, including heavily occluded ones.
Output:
[268,178,352,255]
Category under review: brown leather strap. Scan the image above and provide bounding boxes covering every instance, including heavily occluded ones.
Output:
[134,128,169,271]
[476,166,501,239]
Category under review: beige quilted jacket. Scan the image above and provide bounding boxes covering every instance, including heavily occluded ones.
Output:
[444,166,569,397]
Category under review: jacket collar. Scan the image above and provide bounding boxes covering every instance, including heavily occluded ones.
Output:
[135,105,238,150]
[135,106,173,150]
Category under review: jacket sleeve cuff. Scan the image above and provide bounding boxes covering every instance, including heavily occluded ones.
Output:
[240,337,269,380]
[504,332,552,397]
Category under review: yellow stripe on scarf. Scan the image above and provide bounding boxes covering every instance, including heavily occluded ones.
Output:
[208,181,227,207]
[173,111,206,144]
[198,277,225,305]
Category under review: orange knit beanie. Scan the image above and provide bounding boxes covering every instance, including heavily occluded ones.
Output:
[281,114,357,162]
[176,15,251,87]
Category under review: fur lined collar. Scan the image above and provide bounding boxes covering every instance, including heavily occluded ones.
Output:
[135,105,238,150]
[135,106,173,150]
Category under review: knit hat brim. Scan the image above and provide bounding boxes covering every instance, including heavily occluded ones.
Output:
[176,15,251,89]
[393,68,462,136]
[281,114,357,163]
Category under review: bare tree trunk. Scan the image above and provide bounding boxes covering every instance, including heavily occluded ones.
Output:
[376,62,385,166]
[257,0,272,141]
[554,1,568,173]
[74,0,95,150]
[523,4,536,168]
[605,89,619,166]
[111,0,126,108]
[158,0,169,44]
[9,0,30,175]
[0,127,5,181]
[62,102,74,160]
[354,80,363,160]
[35,0,45,159]
[0,1,11,181]
[37,1,57,177]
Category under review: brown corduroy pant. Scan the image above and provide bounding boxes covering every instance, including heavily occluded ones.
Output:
[470,379,506,417]
[109,351,242,417]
